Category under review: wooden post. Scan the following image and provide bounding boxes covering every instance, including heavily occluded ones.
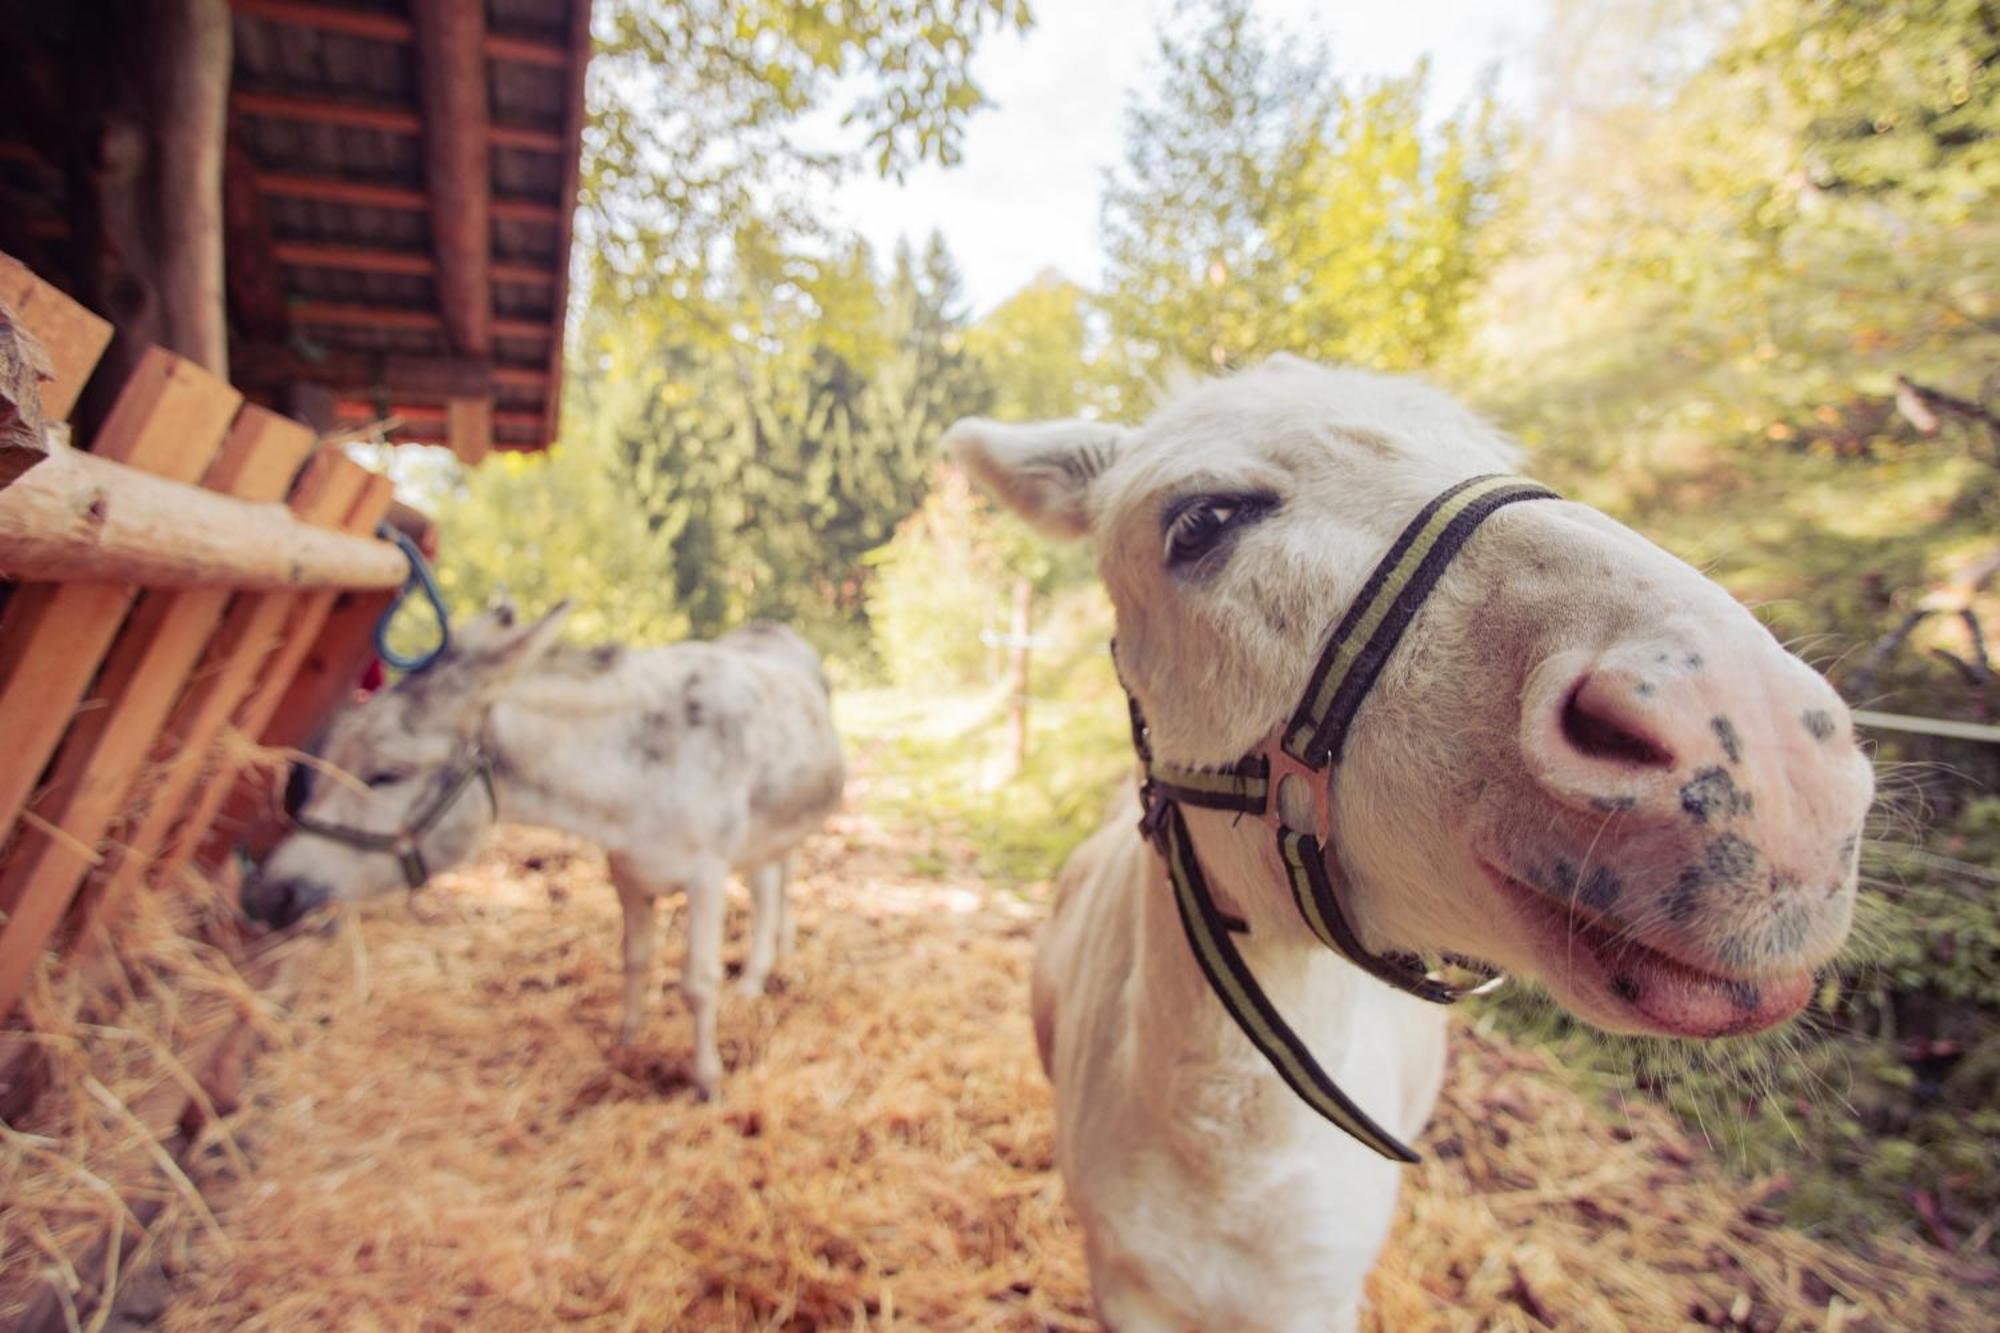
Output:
[153,0,233,375]
[0,349,241,837]
[1005,576,1033,778]
[0,410,312,1020]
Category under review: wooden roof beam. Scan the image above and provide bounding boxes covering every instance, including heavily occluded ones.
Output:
[230,1,571,67]
[270,240,558,285]
[230,90,564,152]
[412,0,492,362]
[232,345,497,398]
[254,171,561,222]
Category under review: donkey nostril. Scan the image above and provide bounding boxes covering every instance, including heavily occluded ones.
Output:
[1561,677,1675,769]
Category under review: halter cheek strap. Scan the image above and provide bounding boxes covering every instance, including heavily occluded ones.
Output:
[1125,473,1560,1163]
[289,748,499,890]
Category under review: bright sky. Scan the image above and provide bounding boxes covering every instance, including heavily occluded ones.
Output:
[827,0,1551,315]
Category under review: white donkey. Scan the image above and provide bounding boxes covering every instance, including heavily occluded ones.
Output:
[949,356,1874,1332]
[247,606,846,1098]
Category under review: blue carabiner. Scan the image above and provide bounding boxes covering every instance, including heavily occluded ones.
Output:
[374,524,451,671]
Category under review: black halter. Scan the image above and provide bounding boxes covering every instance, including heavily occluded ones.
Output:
[1122,473,1560,1162]
[288,748,499,890]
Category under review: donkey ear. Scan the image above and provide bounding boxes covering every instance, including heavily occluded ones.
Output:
[944,418,1126,540]
[456,600,571,692]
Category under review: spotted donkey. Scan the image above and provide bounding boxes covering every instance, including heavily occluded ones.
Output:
[247,606,846,1098]
[949,356,1874,1331]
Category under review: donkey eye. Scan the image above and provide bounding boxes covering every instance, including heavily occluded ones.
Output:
[1163,494,1275,568]
[364,770,408,788]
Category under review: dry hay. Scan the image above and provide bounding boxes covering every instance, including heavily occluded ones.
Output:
[13,811,1997,1330]
[0,851,315,1330]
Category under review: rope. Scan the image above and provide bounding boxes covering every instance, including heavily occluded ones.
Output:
[374,525,450,672]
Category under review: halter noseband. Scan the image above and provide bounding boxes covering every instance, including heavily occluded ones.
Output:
[288,748,499,890]
[1122,473,1560,1163]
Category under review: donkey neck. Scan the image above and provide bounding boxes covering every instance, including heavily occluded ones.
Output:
[480,687,648,849]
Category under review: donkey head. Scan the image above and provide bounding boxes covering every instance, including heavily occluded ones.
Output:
[951,358,1873,1038]
[242,603,570,928]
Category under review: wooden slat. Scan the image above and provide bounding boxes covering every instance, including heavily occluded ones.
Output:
[0,253,114,420]
[270,241,558,288]
[73,453,368,942]
[292,301,443,331]
[152,470,396,889]
[229,0,412,42]
[256,171,428,211]
[231,0,571,69]
[491,196,562,224]
[232,91,564,153]
[0,410,313,1020]
[274,240,434,276]
[0,351,242,838]
[232,88,421,134]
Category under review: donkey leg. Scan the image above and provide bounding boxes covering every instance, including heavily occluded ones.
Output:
[608,854,658,1049]
[738,861,783,997]
[774,856,796,960]
[681,859,728,1098]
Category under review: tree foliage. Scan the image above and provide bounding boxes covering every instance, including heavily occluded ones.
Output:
[1099,0,1508,410]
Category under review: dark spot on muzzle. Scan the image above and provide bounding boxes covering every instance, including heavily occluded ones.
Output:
[1679,766,1753,824]
[1802,709,1838,743]
[1668,833,1761,923]
[1609,973,1641,1004]
[243,875,331,930]
[1710,715,1742,765]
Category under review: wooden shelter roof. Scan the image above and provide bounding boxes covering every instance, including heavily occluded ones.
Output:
[227,0,592,456]
[0,0,592,459]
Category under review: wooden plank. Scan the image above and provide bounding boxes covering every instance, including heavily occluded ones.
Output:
[412,0,493,358]
[539,0,592,447]
[446,395,492,464]
[0,253,115,420]
[334,400,542,431]
[292,301,443,332]
[154,470,396,889]
[0,446,409,588]
[72,453,366,943]
[0,410,313,1021]
[232,88,422,135]
[256,172,428,211]
[231,91,564,153]
[229,0,413,42]
[0,350,241,838]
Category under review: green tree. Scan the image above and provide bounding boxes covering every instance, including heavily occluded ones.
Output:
[1098,0,1506,410]
[587,0,1033,318]
[965,270,1097,419]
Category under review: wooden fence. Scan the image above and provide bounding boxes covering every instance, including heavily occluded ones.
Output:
[0,253,410,1022]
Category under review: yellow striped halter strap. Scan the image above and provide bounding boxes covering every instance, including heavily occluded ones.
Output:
[1123,473,1561,1163]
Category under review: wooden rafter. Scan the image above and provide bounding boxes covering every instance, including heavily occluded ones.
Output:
[230,0,569,68]
[269,241,558,286]
[231,89,565,153]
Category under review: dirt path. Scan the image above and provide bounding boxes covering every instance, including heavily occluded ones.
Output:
[162,810,1985,1330]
